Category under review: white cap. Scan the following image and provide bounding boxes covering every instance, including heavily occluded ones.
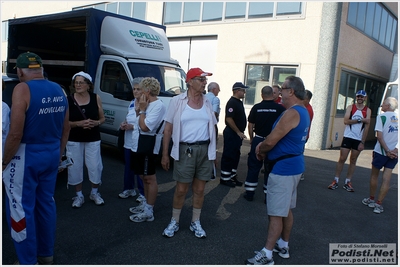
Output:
[72,71,92,82]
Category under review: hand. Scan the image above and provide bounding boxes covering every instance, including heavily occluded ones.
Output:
[238,132,247,140]
[387,148,398,159]
[120,121,127,130]
[139,94,149,111]
[161,155,170,171]
[255,142,265,161]
[80,119,91,130]
[358,142,364,151]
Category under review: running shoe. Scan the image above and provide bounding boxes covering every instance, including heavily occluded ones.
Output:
[328,180,338,190]
[343,182,354,192]
[245,250,274,265]
[162,218,180,237]
[362,197,376,208]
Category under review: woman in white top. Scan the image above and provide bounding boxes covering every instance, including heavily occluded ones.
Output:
[128,77,166,223]
[118,77,145,202]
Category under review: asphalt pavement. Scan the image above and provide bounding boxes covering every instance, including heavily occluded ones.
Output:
[2,138,398,265]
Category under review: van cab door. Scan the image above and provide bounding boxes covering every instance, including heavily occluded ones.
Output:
[94,56,133,148]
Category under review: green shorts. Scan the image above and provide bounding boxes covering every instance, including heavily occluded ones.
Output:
[173,144,212,183]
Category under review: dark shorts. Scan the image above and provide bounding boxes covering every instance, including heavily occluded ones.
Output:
[130,152,157,176]
[372,151,398,170]
[341,137,361,150]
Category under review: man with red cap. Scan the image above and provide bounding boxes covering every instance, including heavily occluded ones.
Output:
[161,67,217,238]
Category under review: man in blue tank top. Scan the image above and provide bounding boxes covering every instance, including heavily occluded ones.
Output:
[2,52,70,265]
[245,76,310,265]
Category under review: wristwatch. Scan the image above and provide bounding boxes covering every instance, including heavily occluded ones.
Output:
[357,118,362,123]
[139,111,146,115]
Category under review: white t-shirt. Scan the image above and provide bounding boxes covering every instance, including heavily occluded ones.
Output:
[123,99,137,149]
[180,104,210,143]
[2,101,10,154]
[373,111,398,156]
[131,99,166,153]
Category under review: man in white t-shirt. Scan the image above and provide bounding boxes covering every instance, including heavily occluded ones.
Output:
[362,97,398,214]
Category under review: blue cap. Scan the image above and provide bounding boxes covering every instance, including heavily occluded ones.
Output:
[356,90,367,97]
[232,82,249,90]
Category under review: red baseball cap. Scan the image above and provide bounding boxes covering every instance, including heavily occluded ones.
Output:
[186,68,212,82]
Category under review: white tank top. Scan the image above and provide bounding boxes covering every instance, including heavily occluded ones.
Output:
[180,104,209,143]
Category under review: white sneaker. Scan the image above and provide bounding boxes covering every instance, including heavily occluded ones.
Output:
[136,194,146,203]
[72,196,84,208]
[118,189,136,199]
[129,202,145,214]
[89,192,105,205]
[129,211,154,222]
[162,218,180,237]
[189,220,206,238]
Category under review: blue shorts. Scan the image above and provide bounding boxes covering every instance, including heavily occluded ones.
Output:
[372,151,398,169]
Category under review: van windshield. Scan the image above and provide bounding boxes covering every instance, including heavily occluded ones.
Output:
[127,63,187,96]
[384,83,398,100]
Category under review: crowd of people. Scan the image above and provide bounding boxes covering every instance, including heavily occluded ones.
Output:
[2,52,397,265]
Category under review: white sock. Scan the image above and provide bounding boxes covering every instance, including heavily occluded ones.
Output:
[76,191,84,198]
[91,188,98,195]
[345,178,350,184]
[334,177,339,183]
[277,238,288,248]
[261,247,273,259]
[172,208,181,223]
[144,203,153,215]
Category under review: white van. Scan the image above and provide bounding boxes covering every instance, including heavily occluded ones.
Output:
[378,79,398,114]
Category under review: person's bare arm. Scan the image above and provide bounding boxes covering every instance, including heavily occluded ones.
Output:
[343,105,356,125]
[2,83,29,169]
[161,122,172,171]
[60,107,70,160]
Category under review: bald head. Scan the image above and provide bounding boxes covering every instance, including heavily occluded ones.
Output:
[261,86,274,100]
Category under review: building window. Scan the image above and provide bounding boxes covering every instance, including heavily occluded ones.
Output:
[347,2,397,51]
[183,2,201,23]
[133,2,146,20]
[225,2,246,20]
[244,64,298,105]
[119,2,132,17]
[248,2,274,19]
[163,2,305,25]
[202,2,223,22]
[74,2,146,20]
[2,21,8,42]
[276,2,302,16]
[164,2,182,25]
[94,3,106,11]
[336,71,386,116]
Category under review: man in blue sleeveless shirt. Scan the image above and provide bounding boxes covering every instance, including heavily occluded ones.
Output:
[2,52,70,264]
[245,76,310,265]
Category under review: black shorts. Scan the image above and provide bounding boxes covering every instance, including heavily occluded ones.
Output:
[341,137,361,150]
[130,151,157,176]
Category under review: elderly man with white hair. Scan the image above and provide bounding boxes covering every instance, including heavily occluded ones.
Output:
[362,97,398,214]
